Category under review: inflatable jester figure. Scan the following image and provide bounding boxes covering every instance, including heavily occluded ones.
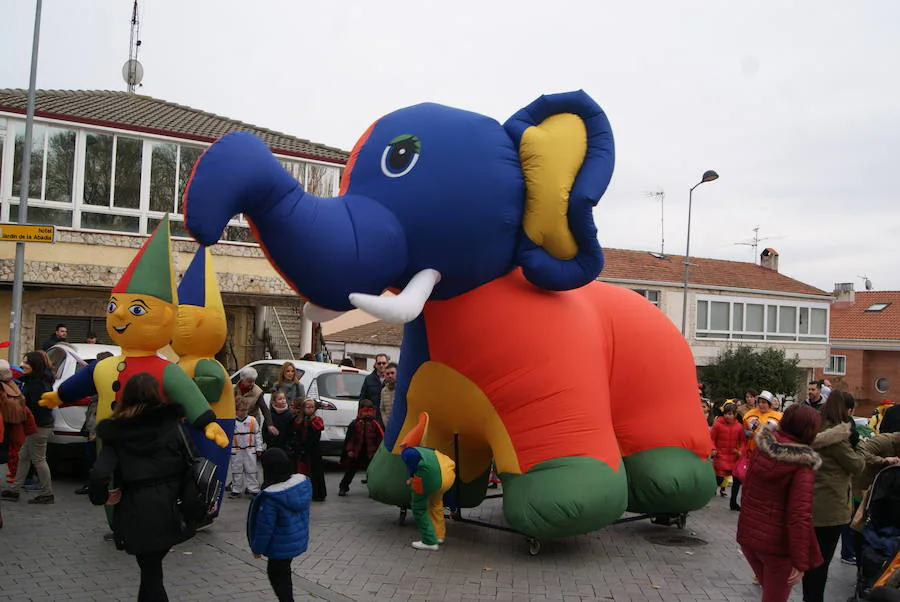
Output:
[172,246,236,516]
[40,216,229,449]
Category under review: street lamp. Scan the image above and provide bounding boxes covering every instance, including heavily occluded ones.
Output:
[680,170,719,336]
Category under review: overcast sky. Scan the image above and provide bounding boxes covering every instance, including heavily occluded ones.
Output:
[3,1,898,293]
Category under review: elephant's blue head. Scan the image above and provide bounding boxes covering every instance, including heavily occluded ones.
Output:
[184,91,614,323]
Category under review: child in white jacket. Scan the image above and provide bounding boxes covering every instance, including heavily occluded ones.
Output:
[230,400,263,497]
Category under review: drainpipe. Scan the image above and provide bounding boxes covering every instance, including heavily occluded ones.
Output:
[298,315,313,358]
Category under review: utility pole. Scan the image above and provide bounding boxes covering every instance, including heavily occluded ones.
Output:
[8,0,43,362]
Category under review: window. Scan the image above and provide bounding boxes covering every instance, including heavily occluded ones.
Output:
[12,123,77,203]
[865,303,891,312]
[825,355,846,375]
[695,295,828,342]
[316,373,366,399]
[632,289,660,307]
[81,132,144,233]
[875,377,889,394]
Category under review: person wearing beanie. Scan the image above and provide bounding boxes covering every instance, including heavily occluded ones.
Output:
[247,448,312,602]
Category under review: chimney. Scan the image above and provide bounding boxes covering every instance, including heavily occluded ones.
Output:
[760,248,779,272]
[834,282,855,303]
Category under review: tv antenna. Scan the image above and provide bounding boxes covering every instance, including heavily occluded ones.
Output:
[734,225,782,263]
[858,275,873,291]
[122,0,144,93]
[645,190,665,256]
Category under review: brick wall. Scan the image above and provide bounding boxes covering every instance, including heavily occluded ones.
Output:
[815,347,899,416]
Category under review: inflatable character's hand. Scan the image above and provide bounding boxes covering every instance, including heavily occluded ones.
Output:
[205,422,229,448]
[39,391,62,409]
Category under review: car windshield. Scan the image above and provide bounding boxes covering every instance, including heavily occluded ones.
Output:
[317,373,366,399]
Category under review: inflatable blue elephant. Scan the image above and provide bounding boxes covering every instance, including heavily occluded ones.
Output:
[184,91,715,539]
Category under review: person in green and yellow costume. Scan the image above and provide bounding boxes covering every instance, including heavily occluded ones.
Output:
[40,216,228,449]
[399,412,456,551]
[172,246,235,517]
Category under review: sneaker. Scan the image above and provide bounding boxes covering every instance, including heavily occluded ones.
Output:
[228,492,242,499]
[719,488,727,497]
[103,532,115,542]
[338,488,348,497]
[246,491,259,498]
[840,557,856,565]
[411,541,439,551]
[0,490,19,502]
[5,477,13,484]
[74,485,90,495]
[437,538,445,544]
[23,482,42,492]
[28,494,54,504]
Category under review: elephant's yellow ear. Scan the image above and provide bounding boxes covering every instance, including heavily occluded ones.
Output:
[519,113,587,261]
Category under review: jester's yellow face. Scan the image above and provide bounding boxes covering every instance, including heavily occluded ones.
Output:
[106,293,175,353]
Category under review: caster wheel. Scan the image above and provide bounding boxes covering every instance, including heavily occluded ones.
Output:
[676,513,687,530]
[398,508,407,526]
[527,538,542,556]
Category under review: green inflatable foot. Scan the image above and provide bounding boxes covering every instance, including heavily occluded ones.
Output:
[366,445,411,507]
[367,445,493,509]
[501,456,628,539]
[623,447,716,514]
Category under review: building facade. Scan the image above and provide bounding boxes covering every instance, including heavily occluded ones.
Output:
[0,89,347,370]
[813,285,899,411]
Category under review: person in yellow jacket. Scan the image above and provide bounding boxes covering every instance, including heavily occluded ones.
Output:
[743,391,783,451]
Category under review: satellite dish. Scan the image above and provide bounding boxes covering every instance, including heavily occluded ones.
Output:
[122,59,144,87]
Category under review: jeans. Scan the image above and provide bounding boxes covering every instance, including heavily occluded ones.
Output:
[9,427,53,496]
[802,524,844,602]
[136,549,169,602]
[742,545,796,602]
[267,557,294,602]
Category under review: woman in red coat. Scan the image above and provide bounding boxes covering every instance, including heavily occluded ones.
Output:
[736,404,823,602]
[709,402,746,505]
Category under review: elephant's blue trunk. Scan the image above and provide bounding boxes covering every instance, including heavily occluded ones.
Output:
[184,132,301,245]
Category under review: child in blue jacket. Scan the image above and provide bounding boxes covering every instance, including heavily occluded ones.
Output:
[247,448,312,602]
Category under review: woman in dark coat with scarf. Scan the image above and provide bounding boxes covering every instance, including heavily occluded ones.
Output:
[736,404,824,602]
[89,373,196,602]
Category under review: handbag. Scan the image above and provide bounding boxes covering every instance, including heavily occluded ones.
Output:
[176,423,222,520]
[734,453,751,482]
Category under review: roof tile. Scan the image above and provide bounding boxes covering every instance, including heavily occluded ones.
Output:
[829,291,900,340]
[0,89,348,164]
[326,321,403,347]
[600,248,828,296]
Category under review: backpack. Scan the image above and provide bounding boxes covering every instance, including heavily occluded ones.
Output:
[0,380,27,423]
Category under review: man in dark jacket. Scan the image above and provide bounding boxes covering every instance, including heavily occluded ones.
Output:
[40,323,68,351]
[359,354,389,418]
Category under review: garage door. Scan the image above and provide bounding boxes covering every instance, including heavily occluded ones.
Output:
[35,315,114,349]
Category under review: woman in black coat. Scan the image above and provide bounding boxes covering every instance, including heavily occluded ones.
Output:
[89,372,195,602]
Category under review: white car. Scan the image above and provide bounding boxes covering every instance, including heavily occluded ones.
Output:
[45,342,121,445]
[230,359,368,456]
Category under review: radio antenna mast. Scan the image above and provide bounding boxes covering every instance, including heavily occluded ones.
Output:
[645,190,665,255]
[122,1,143,93]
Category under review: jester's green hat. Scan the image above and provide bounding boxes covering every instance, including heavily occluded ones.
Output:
[112,215,177,304]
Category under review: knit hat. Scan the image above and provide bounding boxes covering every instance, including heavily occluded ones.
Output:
[260,448,293,488]
[112,214,176,304]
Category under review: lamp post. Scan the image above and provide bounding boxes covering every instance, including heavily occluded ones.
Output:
[680,170,719,336]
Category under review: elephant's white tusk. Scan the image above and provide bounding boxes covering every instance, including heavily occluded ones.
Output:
[302,301,346,323]
[348,269,441,324]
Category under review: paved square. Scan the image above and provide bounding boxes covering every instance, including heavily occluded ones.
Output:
[0,463,856,601]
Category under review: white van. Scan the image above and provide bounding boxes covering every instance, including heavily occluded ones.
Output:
[230,359,367,456]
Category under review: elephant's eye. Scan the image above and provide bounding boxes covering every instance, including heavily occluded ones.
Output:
[380,134,421,178]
